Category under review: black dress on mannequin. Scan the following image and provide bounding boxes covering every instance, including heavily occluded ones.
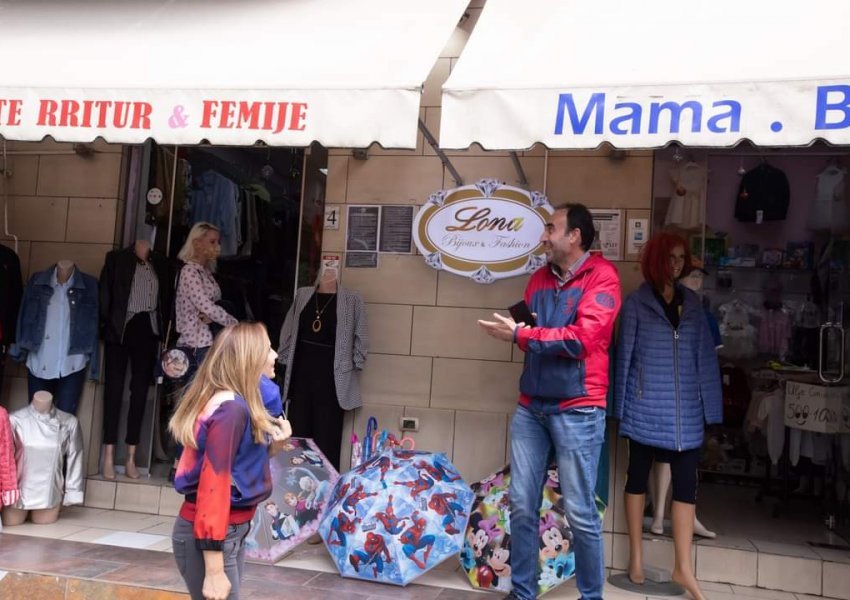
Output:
[287,292,343,470]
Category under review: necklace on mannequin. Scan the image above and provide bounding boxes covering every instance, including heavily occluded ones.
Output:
[312,291,336,333]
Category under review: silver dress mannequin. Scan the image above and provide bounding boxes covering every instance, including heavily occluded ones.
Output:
[9,404,84,509]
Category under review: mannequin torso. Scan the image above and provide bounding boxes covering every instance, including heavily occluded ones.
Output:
[2,392,61,525]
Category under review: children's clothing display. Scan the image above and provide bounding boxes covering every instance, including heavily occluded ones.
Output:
[758,309,792,358]
[9,404,84,510]
[807,165,850,233]
[665,162,706,230]
[754,391,785,465]
[717,299,758,359]
[789,299,821,369]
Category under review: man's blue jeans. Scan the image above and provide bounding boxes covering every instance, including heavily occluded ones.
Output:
[509,400,606,600]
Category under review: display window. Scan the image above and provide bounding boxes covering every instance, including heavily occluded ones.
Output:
[650,142,850,543]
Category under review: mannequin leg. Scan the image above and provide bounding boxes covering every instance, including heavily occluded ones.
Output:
[651,462,672,535]
[125,445,140,479]
[671,501,705,600]
[625,492,647,584]
[52,369,87,415]
[30,506,61,525]
[125,314,157,479]
[1,506,28,526]
[693,514,716,539]
[103,444,116,480]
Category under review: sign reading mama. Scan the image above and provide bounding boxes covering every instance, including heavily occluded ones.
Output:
[413,179,553,284]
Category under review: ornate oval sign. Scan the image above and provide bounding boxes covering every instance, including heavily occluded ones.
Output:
[412,179,553,283]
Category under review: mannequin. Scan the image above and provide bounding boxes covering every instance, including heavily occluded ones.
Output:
[277,265,368,471]
[99,239,169,480]
[649,264,716,539]
[614,234,723,600]
[10,260,100,415]
[2,391,84,525]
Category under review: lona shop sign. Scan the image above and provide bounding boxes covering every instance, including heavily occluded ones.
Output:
[412,179,553,284]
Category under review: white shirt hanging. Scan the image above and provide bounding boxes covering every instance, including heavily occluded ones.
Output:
[665,162,706,230]
[807,165,850,233]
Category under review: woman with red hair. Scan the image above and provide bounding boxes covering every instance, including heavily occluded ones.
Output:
[613,232,722,600]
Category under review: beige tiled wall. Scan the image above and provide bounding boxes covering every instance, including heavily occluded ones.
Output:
[328,5,653,536]
[1,139,125,476]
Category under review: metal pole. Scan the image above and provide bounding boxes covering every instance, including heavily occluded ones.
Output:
[165,145,179,257]
[418,119,464,186]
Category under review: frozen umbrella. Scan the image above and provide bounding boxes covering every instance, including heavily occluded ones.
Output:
[244,437,339,564]
[318,448,475,586]
[460,463,608,595]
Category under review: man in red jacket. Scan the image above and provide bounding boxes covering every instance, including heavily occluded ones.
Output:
[479,203,621,600]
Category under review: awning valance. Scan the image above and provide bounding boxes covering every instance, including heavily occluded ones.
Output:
[0,0,468,148]
[440,0,850,150]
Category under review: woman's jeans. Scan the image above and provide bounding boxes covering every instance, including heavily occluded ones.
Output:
[172,516,250,600]
[509,401,606,600]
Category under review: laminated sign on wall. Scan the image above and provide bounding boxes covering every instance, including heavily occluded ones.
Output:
[412,179,554,283]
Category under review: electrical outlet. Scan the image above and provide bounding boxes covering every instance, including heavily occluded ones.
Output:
[400,417,419,432]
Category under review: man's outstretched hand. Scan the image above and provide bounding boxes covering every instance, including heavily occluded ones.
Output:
[478,312,532,342]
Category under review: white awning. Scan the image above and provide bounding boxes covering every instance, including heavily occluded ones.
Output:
[441,0,850,150]
[0,0,468,148]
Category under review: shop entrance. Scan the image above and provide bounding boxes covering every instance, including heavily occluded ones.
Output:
[118,142,327,476]
[650,142,850,547]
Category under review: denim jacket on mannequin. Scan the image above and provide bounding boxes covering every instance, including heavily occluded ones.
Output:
[10,266,100,379]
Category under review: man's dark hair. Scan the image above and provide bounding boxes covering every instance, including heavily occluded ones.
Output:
[554,202,595,252]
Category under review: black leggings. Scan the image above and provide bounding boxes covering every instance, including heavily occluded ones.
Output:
[624,439,700,504]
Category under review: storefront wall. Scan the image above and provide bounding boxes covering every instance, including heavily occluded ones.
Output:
[0,139,126,477]
[1,2,648,546]
[323,5,650,548]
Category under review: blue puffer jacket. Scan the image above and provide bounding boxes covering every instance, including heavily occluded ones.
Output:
[613,282,722,451]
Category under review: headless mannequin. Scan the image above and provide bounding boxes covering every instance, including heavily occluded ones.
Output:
[317,265,339,294]
[102,240,151,481]
[650,267,716,539]
[56,259,75,284]
[625,251,705,600]
[2,392,61,525]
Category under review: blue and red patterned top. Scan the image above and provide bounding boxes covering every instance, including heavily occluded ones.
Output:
[174,393,272,550]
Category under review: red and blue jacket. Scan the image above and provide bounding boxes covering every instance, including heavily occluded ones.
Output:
[515,254,622,411]
[175,394,272,551]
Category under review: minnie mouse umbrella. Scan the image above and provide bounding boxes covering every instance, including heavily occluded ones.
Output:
[459,463,607,595]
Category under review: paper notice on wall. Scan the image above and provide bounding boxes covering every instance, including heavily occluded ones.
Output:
[627,218,649,256]
[589,209,622,260]
[322,254,341,272]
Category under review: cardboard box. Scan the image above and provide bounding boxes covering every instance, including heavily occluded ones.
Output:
[784,381,848,433]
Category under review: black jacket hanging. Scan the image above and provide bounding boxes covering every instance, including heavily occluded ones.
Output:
[0,245,23,348]
[735,163,791,223]
[98,246,174,344]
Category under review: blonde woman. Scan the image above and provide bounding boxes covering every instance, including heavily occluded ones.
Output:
[174,222,238,380]
[169,322,291,600]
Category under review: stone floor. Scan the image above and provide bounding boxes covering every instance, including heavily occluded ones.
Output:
[2,477,850,599]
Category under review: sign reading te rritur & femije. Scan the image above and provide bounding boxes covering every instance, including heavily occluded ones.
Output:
[412,179,554,284]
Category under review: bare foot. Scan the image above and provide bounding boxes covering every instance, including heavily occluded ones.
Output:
[102,453,116,480]
[672,568,706,600]
[628,561,645,585]
[124,459,140,480]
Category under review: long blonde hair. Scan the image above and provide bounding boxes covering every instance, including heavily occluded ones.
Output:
[177,221,219,265]
[168,322,276,447]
